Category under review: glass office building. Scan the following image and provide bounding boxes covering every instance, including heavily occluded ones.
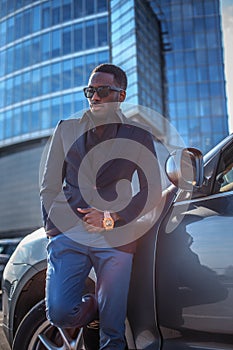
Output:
[0,0,109,147]
[0,0,111,235]
[0,0,229,236]
[157,0,229,151]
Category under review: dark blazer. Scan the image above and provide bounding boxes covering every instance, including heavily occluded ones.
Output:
[40,109,161,251]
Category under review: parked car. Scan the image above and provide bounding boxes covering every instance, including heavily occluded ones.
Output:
[0,237,23,289]
[2,133,233,350]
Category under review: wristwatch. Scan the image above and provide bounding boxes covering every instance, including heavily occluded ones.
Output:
[103,211,114,230]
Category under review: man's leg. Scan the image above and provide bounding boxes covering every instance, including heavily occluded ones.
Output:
[91,248,133,350]
[46,234,97,328]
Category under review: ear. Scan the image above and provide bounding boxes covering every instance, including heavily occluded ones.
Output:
[119,90,126,102]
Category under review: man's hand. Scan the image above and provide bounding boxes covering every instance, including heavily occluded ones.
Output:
[77,207,104,232]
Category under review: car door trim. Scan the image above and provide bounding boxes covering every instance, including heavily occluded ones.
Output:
[174,190,233,206]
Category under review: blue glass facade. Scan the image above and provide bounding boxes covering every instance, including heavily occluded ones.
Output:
[155,0,229,152]
[0,0,109,146]
[110,0,165,114]
[0,0,111,235]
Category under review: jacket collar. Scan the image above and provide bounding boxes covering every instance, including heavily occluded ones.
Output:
[79,108,126,127]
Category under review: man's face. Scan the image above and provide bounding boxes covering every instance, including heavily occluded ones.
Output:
[86,72,125,116]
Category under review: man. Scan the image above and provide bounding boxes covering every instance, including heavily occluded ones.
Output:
[40,63,161,349]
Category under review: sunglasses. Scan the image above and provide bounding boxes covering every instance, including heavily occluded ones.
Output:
[83,85,123,99]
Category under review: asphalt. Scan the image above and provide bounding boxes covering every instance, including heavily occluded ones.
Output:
[0,291,11,350]
[0,312,10,350]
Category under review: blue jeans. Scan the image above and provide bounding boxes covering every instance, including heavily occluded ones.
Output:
[46,233,133,350]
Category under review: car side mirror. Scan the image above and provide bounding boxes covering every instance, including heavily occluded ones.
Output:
[165,147,204,190]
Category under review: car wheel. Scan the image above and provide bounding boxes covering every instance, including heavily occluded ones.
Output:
[12,299,85,350]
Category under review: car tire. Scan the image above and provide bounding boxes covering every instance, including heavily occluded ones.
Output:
[12,299,84,350]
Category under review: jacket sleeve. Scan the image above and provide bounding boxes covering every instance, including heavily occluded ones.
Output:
[116,132,162,224]
[40,121,65,227]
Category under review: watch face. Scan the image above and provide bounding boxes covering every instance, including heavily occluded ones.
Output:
[103,218,114,230]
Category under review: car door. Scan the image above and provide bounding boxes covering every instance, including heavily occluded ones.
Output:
[156,140,233,349]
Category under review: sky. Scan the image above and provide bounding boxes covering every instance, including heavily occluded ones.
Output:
[220,0,233,133]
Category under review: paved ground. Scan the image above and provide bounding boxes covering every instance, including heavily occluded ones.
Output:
[0,291,10,350]
[0,311,11,350]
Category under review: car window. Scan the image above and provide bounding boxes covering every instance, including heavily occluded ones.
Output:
[219,164,233,192]
[214,142,233,193]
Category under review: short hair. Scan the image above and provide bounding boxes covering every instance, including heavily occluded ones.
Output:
[90,63,128,90]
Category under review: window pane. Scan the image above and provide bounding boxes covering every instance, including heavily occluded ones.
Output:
[5,110,12,138]
[199,99,211,116]
[52,97,61,126]
[184,34,194,49]
[52,0,61,25]
[6,47,14,74]
[204,0,217,14]
[0,82,5,108]
[74,0,83,18]
[195,33,206,49]
[6,78,13,106]
[176,84,186,100]
[209,65,220,81]
[74,91,84,112]
[32,5,41,32]
[74,56,84,86]
[42,65,51,94]
[42,3,50,29]
[32,37,41,64]
[23,72,31,100]
[22,40,31,68]
[15,13,22,40]
[197,66,209,82]
[97,50,109,64]
[98,17,108,46]
[196,50,207,65]
[0,20,6,46]
[13,107,21,136]
[74,23,83,51]
[63,2,72,21]
[31,102,40,131]
[184,51,195,66]
[22,105,30,133]
[51,63,61,92]
[0,114,4,140]
[7,17,14,42]
[85,20,95,49]
[14,43,23,70]
[199,83,210,99]
[86,0,95,15]
[62,59,72,89]
[23,10,31,36]
[63,94,72,118]
[32,69,41,98]
[52,30,61,58]
[41,100,51,129]
[210,82,223,97]
[14,75,22,103]
[211,98,225,116]
[97,0,107,12]
[206,31,218,48]
[42,33,51,60]
[62,27,72,55]
[86,53,96,77]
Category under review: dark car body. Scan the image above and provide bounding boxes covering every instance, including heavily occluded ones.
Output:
[2,133,233,349]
